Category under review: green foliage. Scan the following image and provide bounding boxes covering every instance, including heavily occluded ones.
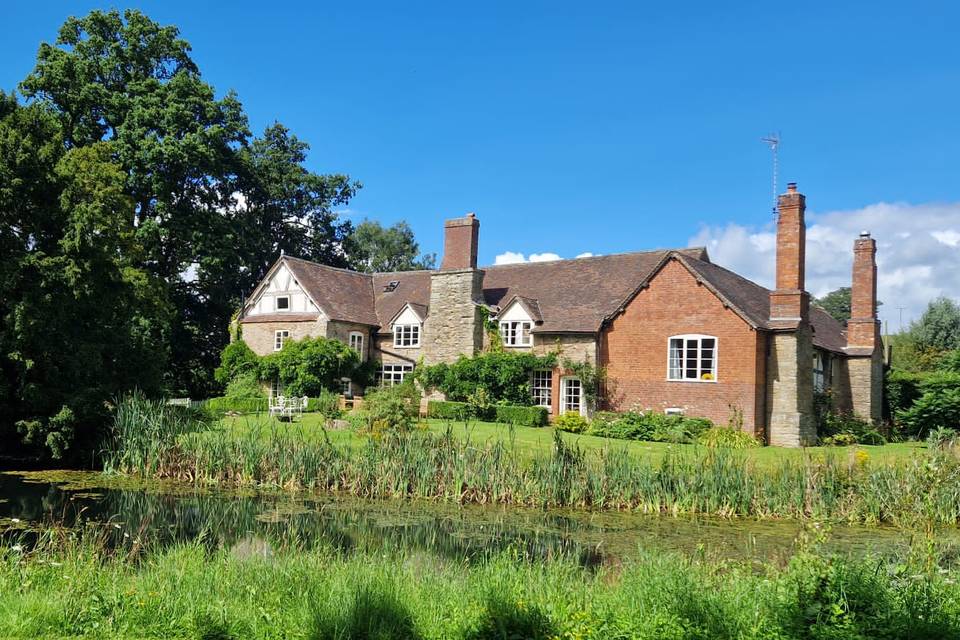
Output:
[814,286,884,324]
[15,406,77,460]
[350,383,420,436]
[821,432,860,447]
[259,336,362,397]
[345,219,436,273]
[215,341,259,386]
[426,400,548,427]
[897,387,960,439]
[938,350,960,373]
[926,427,958,450]
[560,356,606,409]
[909,297,960,353]
[698,427,760,449]
[586,411,714,444]
[223,371,264,400]
[416,351,555,405]
[203,397,268,415]
[886,369,925,417]
[553,412,589,434]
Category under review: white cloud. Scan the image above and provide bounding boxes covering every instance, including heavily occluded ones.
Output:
[529,252,561,262]
[689,201,960,329]
[575,252,595,259]
[494,251,527,265]
[494,251,588,265]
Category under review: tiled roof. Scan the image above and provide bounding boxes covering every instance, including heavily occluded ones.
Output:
[248,248,849,352]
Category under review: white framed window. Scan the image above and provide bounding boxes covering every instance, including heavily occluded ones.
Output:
[667,335,717,381]
[270,379,285,399]
[813,352,827,392]
[532,369,553,409]
[349,331,365,359]
[500,321,532,347]
[340,378,352,396]
[560,377,584,416]
[393,324,420,348]
[275,296,290,311]
[380,364,413,386]
[274,330,290,351]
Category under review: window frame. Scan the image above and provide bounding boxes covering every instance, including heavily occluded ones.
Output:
[340,377,352,396]
[393,324,421,348]
[666,334,718,382]
[499,320,533,347]
[813,351,827,393]
[380,363,413,386]
[274,329,290,351]
[349,331,365,360]
[275,295,290,311]
[531,368,553,410]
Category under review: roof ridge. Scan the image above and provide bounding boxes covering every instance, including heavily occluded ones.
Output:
[283,255,373,279]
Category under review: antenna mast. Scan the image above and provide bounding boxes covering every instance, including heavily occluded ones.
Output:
[761,132,780,219]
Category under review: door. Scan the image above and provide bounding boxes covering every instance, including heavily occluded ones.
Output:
[560,377,584,416]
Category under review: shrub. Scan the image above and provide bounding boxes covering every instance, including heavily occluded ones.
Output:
[214,340,258,386]
[260,336,361,397]
[203,396,269,415]
[351,383,421,436]
[223,370,264,400]
[427,400,476,421]
[415,351,555,405]
[493,404,548,427]
[308,389,342,419]
[898,387,960,439]
[698,427,760,449]
[587,411,653,440]
[821,432,859,446]
[886,369,925,418]
[927,426,959,449]
[553,412,589,434]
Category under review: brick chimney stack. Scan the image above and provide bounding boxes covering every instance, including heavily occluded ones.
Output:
[769,182,810,323]
[847,231,878,348]
[440,213,480,270]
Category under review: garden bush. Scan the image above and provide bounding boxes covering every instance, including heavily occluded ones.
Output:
[493,404,548,427]
[427,400,475,421]
[927,426,959,449]
[203,396,269,415]
[415,352,555,406]
[350,382,421,436]
[698,427,760,449]
[553,412,589,434]
[897,387,960,439]
[584,411,712,443]
[427,400,548,427]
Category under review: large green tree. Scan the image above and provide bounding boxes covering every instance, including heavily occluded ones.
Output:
[346,219,436,273]
[814,287,883,324]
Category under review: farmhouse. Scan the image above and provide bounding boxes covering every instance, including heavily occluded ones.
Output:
[237,183,882,446]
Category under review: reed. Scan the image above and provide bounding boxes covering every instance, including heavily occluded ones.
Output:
[1,529,958,639]
[101,396,960,525]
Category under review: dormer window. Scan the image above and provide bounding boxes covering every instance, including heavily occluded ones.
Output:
[394,324,420,348]
[275,296,290,311]
[500,321,532,347]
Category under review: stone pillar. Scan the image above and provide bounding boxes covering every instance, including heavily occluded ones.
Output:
[846,232,882,422]
[767,182,815,446]
[422,268,485,364]
[767,327,817,447]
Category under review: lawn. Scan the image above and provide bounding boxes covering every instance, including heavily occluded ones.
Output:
[216,412,925,469]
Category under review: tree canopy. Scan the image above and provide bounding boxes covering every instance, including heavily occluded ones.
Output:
[814,287,883,324]
[0,10,428,460]
[346,219,436,273]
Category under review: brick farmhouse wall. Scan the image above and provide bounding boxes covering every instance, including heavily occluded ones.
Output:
[600,258,765,432]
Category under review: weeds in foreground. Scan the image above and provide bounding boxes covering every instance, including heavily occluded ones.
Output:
[100,396,960,525]
[1,529,959,639]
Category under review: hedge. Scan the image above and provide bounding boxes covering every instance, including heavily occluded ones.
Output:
[202,391,341,416]
[426,400,548,427]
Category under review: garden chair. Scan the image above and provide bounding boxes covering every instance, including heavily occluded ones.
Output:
[269,395,286,418]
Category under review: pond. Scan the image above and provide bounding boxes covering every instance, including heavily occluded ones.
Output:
[0,470,948,567]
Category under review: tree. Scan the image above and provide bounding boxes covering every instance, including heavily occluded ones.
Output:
[814,287,883,324]
[910,297,960,353]
[16,9,359,397]
[346,219,436,273]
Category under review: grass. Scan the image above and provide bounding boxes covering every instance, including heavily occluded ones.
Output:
[1,529,959,639]
[101,397,960,525]
[218,412,926,468]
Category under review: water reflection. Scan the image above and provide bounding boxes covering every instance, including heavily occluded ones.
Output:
[0,470,942,567]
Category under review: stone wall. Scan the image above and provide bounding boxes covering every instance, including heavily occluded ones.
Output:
[766,326,817,447]
[847,352,883,423]
[373,332,422,366]
[240,319,327,357]
[422,268,485,364]
[326,320,373,362]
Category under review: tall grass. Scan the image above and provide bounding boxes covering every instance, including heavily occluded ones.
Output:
[1,528,958,639]
[101,395,960,525]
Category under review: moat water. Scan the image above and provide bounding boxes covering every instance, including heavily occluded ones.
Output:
[0,470,947,566]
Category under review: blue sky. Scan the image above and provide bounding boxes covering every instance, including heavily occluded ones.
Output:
[3,1,959,325]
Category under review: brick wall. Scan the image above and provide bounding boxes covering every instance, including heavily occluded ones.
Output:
[600,258,765,432]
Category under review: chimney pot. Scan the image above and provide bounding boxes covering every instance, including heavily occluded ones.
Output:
[787,182,797,193]
[860,230,870,238]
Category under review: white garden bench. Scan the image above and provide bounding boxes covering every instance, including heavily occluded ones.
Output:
[268,395,309,420]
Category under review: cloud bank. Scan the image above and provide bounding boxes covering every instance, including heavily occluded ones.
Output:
[689,201,960,329]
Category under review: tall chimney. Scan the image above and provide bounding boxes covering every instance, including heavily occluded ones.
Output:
[440,213,479,270]
[847,231,878,348]
[769,182,809,322]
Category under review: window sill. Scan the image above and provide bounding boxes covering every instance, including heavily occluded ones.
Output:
[503,344,533,348]
[392,344,421,349]
[666,378,718,383]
